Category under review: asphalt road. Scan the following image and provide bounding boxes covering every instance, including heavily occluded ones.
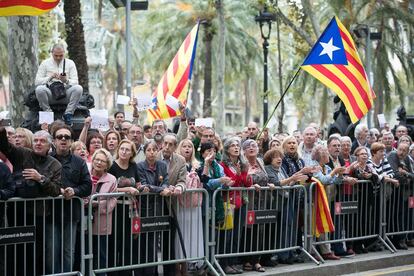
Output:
[342,264,414,276]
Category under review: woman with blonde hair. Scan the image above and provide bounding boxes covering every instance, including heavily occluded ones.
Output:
[14,127,33,149]
[86,148,117,273]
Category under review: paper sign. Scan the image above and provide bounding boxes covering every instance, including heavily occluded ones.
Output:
[195,118,214,128]
[165,95,180,111]
[90,109,109,130]
[0,111,9,120]
[39,111,54,124]
[117,95,130,105]
[133,83,152,111]
[377,114,387,128]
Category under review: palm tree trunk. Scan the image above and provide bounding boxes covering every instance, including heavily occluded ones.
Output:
[244,79,251,126]
[202,22,213,117]
[190,66,200,116]
[0,75,7,108]
[64,0,89,92]
[215,0,226,133]
[7,16,38,125]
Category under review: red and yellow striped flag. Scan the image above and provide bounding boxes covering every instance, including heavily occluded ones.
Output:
[301,16,375,124]
[311,177,335,237]
[0,0,60,16]
[147,23,199,123]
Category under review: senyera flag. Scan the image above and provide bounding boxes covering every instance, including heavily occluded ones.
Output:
[311,177,335,237]
[301,16,375,124]
[0,0,60,16]
[147,23,199,123]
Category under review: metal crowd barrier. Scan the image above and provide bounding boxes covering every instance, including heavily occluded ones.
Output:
[383,178,414,251]
[307,180,394,263]
[0,196,85,276]
[210,186,318,275]
[86,189,218,275]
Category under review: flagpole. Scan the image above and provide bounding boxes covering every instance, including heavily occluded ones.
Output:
[257,67,302,140]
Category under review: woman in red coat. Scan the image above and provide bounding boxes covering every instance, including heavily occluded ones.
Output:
[219,136,252,274]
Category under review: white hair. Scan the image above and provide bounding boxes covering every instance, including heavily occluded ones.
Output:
[33,130,52,145]
[354,124,368,139]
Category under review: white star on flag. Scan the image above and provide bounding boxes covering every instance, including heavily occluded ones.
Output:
[319,38,340,60]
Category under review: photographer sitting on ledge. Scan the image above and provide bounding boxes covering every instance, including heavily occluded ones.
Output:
[35,43,83,126]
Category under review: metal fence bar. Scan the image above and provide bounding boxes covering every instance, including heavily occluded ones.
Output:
[210,185,317,273]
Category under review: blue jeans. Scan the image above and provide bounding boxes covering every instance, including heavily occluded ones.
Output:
[45,219,79,274]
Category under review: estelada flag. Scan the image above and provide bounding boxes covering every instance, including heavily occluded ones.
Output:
[147,23,199,123]
[0,0,60,16]
[301,16,375,124]
[311,177,335,237]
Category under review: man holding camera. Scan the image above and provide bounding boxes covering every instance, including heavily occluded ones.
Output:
[35,43,83,126]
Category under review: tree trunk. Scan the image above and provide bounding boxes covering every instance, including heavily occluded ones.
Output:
[116,59,124,111]
[0,75,7,108]
[215,0,226,133]
[190,66,201,117]
[320,87,328,125]
[202,22,213,117]
[244,79,251,126]
[64,0,89,92]
[276,4,284,133]
[7,16,38,125]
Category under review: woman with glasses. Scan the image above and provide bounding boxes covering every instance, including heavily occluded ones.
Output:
[242,139,269,272]
[14,127,33,149]
[136,140,170,274]
[108,139,140,274]
[349,146,379,254]
[219,137,251,273]
[86,132,104,163]
[86,148,117,274]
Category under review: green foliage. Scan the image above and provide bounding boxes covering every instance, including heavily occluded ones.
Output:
[38,14,55,61]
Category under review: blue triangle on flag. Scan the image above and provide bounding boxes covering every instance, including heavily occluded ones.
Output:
[302,17,348,66]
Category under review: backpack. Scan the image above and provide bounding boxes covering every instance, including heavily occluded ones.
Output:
[178,171,203,208]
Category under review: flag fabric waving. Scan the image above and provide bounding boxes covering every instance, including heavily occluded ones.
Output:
[301,16,375,124]
[0,0,60,16]
[311,177,335,237]
[147,23,200,123]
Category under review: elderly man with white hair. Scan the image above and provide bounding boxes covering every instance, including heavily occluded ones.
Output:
[351,124,370,154]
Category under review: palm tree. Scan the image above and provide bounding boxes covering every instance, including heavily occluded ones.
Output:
[0,18,8,110]
[64,0,89,92]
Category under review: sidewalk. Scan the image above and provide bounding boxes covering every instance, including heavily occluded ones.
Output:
[241,248,414,276]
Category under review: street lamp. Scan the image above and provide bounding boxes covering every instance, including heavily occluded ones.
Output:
[255,6,276,125]
[109,0,148,98]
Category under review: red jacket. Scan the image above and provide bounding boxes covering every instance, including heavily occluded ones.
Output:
[220,162,252,209]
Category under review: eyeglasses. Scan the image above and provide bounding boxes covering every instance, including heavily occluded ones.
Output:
[90,140,102,145]
[55,134,72,140]
[94,158,107,164]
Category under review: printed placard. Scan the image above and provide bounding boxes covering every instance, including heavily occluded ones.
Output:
[138,216,171,233]
[0,226,36,245]
[131,217,141,234]
[246,211,255,225]
[335,201,358,215]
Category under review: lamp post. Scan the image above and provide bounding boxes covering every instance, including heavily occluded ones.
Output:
[255,7,275,125]
[109,0,148,98]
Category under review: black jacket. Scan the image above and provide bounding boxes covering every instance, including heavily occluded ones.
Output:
[0,162,15,200]
[51,152,92,221]
[0,128,61,198]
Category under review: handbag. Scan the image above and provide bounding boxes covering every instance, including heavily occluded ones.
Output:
[47,59,66,100]
[218,200,235,230]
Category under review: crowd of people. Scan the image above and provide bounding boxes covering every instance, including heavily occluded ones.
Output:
[0,109,413,275]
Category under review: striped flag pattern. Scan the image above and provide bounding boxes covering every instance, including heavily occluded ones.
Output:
[301,16,375,124]
[311,177,335,237]
[0,0,60,16]
[147,23,199,123]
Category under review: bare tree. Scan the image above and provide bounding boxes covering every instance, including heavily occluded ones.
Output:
[8,16,38,125]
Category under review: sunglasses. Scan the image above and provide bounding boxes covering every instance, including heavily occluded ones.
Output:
[55,134,72,140]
